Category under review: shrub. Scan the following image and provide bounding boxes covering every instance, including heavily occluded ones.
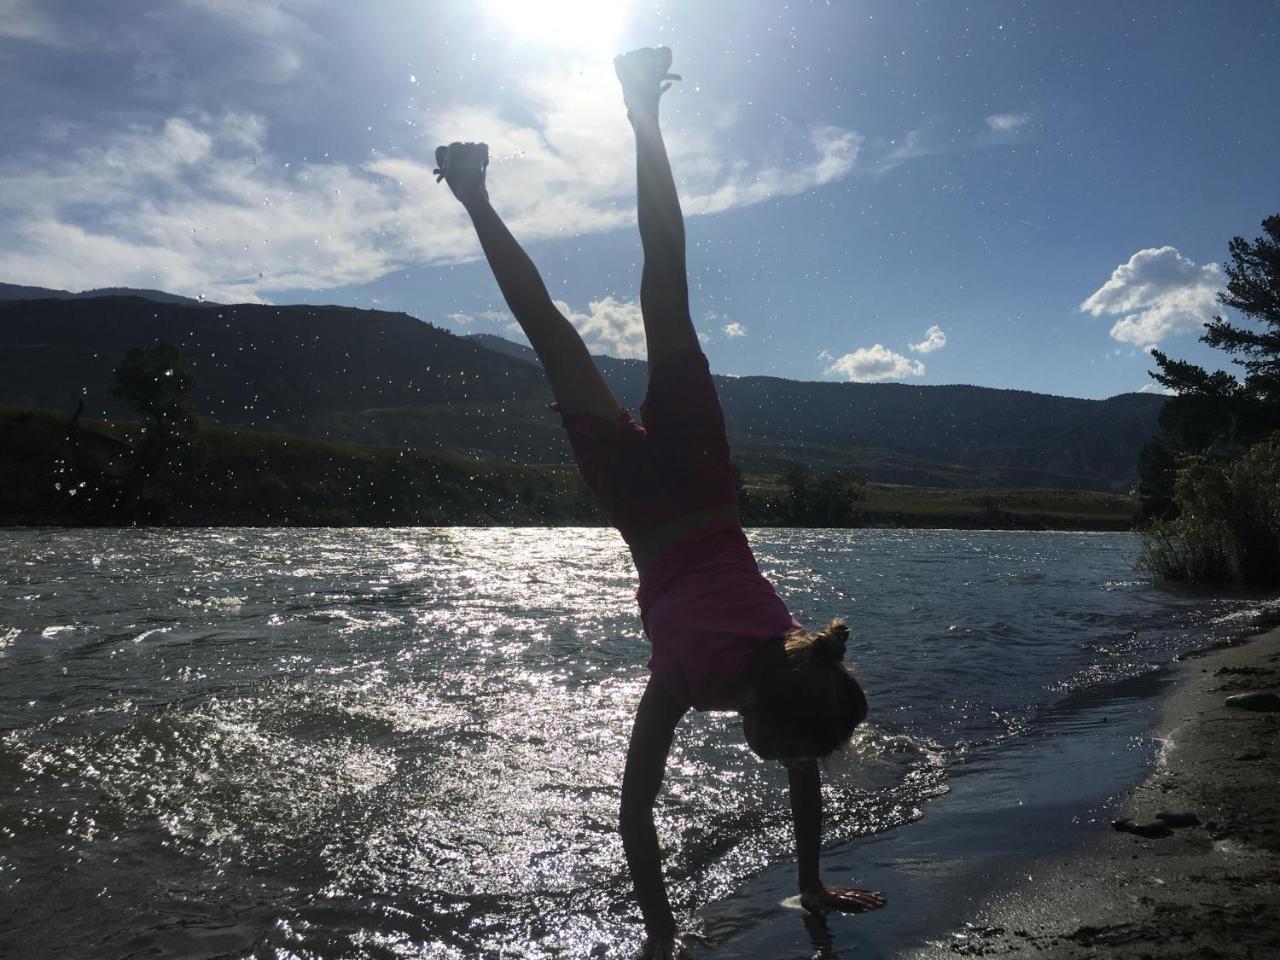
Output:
[1140,433,1280,586]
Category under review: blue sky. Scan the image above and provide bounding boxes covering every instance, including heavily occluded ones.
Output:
[1,1,1277,398]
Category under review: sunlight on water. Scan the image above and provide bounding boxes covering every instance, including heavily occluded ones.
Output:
[0,528,1268,958]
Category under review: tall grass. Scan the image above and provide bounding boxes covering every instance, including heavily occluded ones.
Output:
[1140,433,1280,586]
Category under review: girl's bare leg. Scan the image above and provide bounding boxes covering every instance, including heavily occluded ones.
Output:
[436,142,621,420]
[616,49,702,366]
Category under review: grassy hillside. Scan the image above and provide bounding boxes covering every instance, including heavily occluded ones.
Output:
[740,473,1132,530]
[2,405,1132,530]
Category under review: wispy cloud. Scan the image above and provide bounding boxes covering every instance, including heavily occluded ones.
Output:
[820,345,925,383]
[1080,246,1222,347]
[986,112,1029,132]
[909,324,947,354]
[723,322,747,338]
[0,0,65,45]
[869,111,1032,175]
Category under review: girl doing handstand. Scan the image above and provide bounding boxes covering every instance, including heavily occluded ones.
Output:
[435,47,885,960]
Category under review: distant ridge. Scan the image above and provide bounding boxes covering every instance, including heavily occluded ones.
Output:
[0,282,210,306]
[0,293,1166,490]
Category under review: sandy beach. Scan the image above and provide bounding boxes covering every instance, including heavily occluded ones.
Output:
[906,623,1280,959]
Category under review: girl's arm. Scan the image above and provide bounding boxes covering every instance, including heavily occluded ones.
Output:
[788,760,887,914]
[620,677,688,946]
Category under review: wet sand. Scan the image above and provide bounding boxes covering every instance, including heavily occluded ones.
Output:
[906,624,1280,959]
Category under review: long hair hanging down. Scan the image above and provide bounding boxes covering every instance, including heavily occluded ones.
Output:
[751,619,867,756]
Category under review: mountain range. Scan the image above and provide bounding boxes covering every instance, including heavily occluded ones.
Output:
[0,286,1165,491]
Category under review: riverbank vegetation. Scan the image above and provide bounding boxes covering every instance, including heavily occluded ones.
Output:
[1137,214,1280,586]
[1140,434,1280,586]
[1,403,1133,530]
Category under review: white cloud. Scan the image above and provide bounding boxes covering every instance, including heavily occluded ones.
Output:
[0,53,865,301]
[448,312,474,325]
[1139,383,1175,395]
[555,296,646,359]
[1080,246,1222,346]
[723,322,747,338]
[986,113,1029,132]
[823,344,925,383]
[0,112,422,301]
[909,324,947,353]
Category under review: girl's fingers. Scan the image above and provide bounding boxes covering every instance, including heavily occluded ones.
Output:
[830,887,886,910]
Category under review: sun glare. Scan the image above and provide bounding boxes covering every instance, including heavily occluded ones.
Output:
[486,0,627,52]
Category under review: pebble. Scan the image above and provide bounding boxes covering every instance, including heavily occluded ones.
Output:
[1224,691,1280,712]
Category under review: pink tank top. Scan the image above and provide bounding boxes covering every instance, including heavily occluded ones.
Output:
[636,524,803,711]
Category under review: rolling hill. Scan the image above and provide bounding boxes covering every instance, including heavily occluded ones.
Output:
[0,291,1166,490]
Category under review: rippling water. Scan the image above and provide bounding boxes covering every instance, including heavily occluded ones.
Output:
[0,528,1266,958]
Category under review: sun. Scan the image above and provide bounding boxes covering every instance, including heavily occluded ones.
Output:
[486,0,628,52]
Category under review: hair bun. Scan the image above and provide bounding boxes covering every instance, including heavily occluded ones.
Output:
[818,620,849,661]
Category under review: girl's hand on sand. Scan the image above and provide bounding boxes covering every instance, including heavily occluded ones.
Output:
[800,884,886,916]
[636,935,695,959]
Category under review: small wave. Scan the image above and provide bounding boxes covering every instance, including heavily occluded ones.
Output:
[1209,602,1280,628]
[178,596,246,609]
[301,608,403,632]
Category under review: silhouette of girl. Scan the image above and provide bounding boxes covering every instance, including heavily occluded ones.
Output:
[436,47,884,960]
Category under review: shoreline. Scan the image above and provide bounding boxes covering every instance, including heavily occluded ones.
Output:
[904,623,1280,959]
[697,620,1280,959]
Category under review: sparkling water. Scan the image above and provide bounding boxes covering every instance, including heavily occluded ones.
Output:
[0,528,1265,958]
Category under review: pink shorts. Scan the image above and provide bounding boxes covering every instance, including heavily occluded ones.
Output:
[559,350,736,544]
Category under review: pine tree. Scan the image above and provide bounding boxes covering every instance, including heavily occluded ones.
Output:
[1149,213,1280,426]
[1137,215,1280,521]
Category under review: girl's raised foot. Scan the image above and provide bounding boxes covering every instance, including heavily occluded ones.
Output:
[614,46,680,117]
[433,141,489,206]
